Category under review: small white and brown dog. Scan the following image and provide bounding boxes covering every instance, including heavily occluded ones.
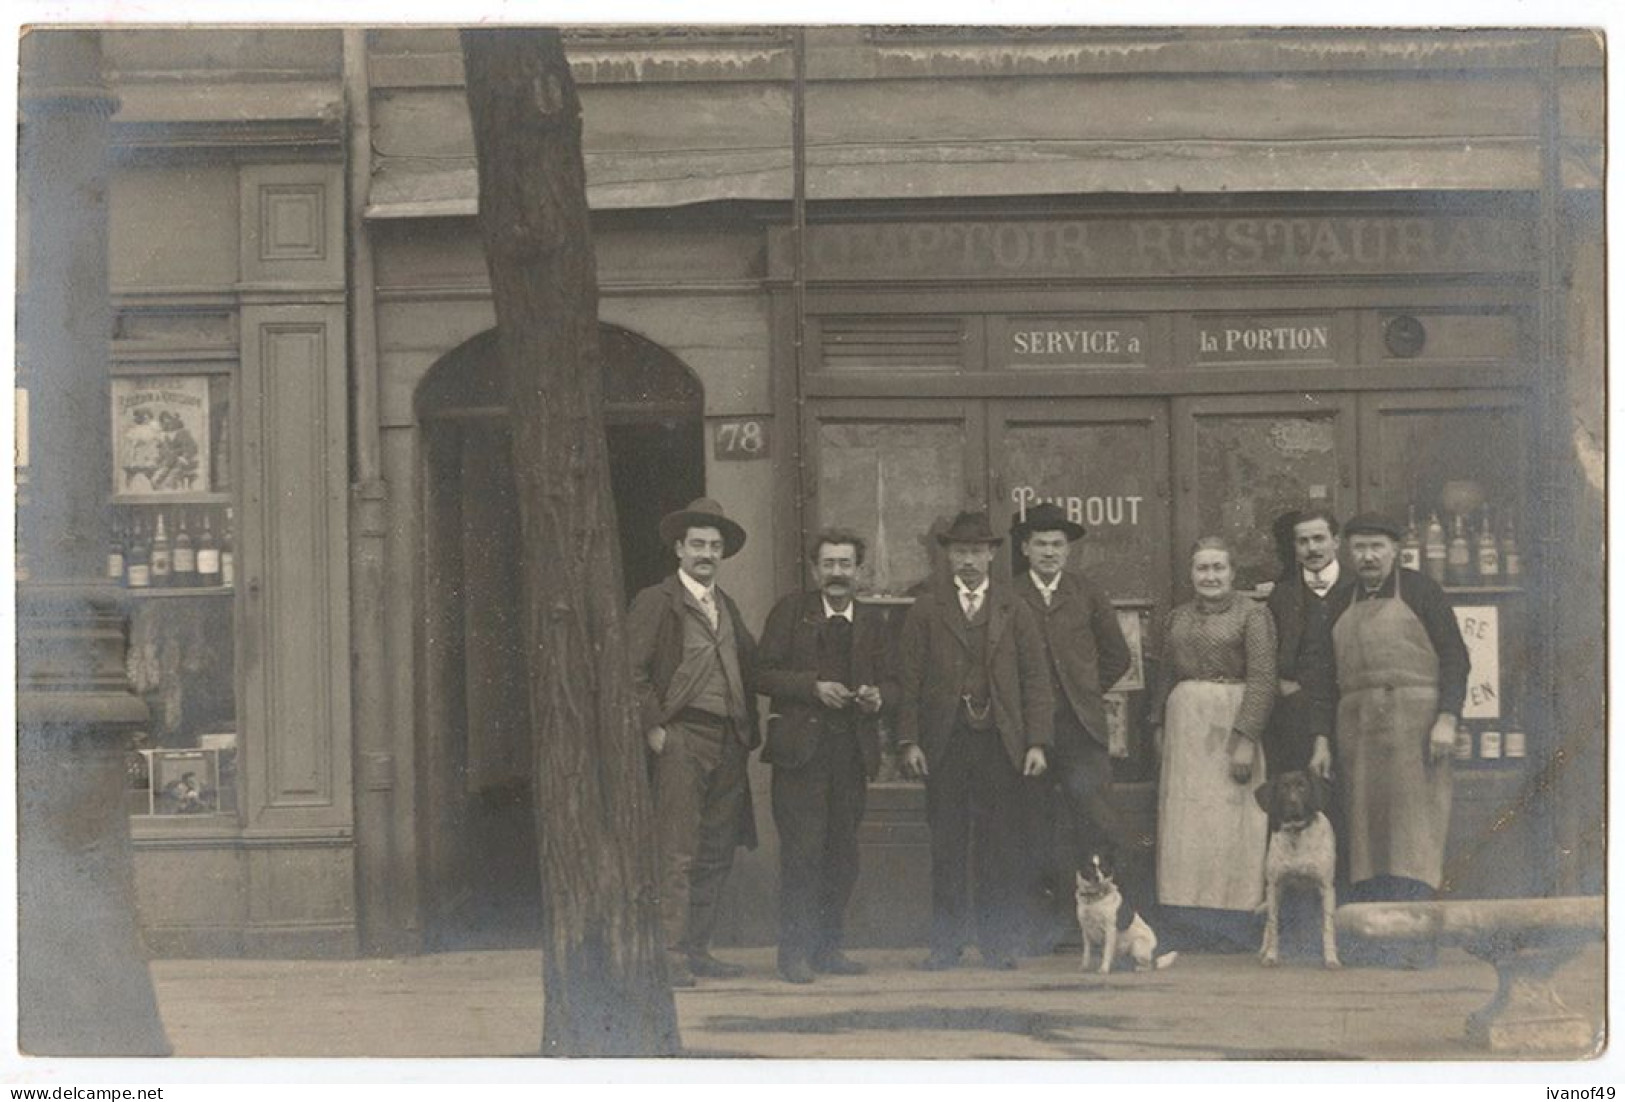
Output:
[1074,852,1178,975]
[1254,770,1340,969]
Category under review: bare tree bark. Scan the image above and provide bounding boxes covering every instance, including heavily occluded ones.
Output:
[460,27,679,1057]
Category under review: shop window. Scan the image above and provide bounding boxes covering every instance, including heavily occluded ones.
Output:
[815,418,970,598]
[108,368,238,819]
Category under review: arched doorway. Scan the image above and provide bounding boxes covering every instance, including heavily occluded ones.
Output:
[415,326,704,949]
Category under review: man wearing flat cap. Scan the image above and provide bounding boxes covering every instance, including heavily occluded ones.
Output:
[1011,502,1139,952]
[626,498,758,988]
[1331,512,1469,945]
[896,510,1054,971]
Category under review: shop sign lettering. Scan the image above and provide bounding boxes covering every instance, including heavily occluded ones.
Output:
[1196,321,1335,362]
[1005,317,1147,365]
[785,215,1530,281]
[1011,485,1144,528]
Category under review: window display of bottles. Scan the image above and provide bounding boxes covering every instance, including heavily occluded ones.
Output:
[108,505,234,591]
[1402,498,1522,588]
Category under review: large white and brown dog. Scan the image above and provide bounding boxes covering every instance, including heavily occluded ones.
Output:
[1254,770,1340,969]
[1074,852,1178,975]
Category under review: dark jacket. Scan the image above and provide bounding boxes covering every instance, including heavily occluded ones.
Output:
[896,580,1055,771]
[756,591,899,778]
[1266,569,1355,740]
[1015,570,1132,748]
[626,572,760,748]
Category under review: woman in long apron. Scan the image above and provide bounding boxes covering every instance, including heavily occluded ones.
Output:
[1152,537,1277,951]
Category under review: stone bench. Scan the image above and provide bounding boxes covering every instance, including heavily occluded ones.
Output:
[1336,896,1604,1055]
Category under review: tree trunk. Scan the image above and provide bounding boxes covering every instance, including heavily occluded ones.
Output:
[460,28,680,1057]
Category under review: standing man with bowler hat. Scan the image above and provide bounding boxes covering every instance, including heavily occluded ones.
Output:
[626,498,758,988]
[1010,502,1141,953]
[896,510,1054,971]
[757,528,896,984]
[1331,512,1468,958]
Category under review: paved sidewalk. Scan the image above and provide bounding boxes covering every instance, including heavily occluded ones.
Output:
[149,943,1605,1061]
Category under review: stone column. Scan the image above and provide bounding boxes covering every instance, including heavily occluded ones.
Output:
[16,29,170,1056]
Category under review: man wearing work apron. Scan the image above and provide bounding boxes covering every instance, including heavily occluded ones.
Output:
[1332,513,1469,966]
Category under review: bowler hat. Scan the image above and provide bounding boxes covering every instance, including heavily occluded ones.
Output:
[1011,501,1085,542]
[659,497,747,558]
[1342,511,1403,541]
[935,510,1003,547]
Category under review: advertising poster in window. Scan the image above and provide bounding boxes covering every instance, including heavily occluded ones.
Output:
[111,375,211,498]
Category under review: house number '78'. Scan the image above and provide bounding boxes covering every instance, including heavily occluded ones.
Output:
[714,419,770,460]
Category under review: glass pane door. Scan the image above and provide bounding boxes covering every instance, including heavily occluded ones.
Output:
[805,399,985,598]
[1173,394,1357,594]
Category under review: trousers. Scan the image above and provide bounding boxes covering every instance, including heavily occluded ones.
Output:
[651,713,749,956]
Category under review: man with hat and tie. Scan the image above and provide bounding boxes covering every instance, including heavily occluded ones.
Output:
[756,527,897,984]
[896,510,1054,971]
[626,498,758,988]
[1331,512,1468,959]
[1010,502,1139,953]
[1264,505,1356,781]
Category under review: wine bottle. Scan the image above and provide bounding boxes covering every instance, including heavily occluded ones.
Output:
[126,517,151,589]
[1424,511,1447,583]
[173,510,197,586]
[196,511,221,587]
[150,512,172,586]
[1502,515,1522,580]
[107,520,126,583]
[1475,508,1500,581]
[1453,720,1474,762]
[221,507,235,588]
[1401,506,1422,572]
[1505,711,1527,760]
[1445,514,1471,586]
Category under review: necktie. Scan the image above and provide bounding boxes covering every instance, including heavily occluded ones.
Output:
[963,591,982,620]
[699,590,718,631]
[1307,573,1331,596]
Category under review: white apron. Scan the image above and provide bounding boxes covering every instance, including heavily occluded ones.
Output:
[1157,680,1268,911]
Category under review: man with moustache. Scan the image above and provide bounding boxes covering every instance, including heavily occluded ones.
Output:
[627,498,758,988]
[896,510,1053,971]
[1264,506,1355,780]
[757,528,896,984]
[1332,513,1468,961]
[1010,503,1139,952]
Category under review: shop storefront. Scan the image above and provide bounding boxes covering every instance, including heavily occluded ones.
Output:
[43,27,1599,957]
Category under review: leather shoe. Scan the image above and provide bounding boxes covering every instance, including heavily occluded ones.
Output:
[665,953,696,988]
[687,951,746,979]
[918,951,961,972]
[778,959,816,985]
[810,950,868,976]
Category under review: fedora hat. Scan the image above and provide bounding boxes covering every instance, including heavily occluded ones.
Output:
[659,497,747,558]
[935,510,1003,547]
[1011,501,1086,542]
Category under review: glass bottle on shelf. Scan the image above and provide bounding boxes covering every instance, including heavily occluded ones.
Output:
[196,512,221,588]
[1453,720,1474,762]
[221,507,235,589]
[150,511,172,586]
[173,511,197,587]
[1504,710,1527,761]
[1424,511,1447,583]
[1401,506,1422,572]
[126,517,151,589]
[1502,516,1522,581]
[107,520,126,584]
[1478,727,1503,762]
[1445,514,1472,587]
[1475,507,1500,582]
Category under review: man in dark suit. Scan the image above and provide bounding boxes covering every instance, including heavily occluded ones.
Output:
[626,498,758,988]
[1010,502,1138,950]
[896,510,1054,971]
[1264,506,1355,780]
[757,528,897,984]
